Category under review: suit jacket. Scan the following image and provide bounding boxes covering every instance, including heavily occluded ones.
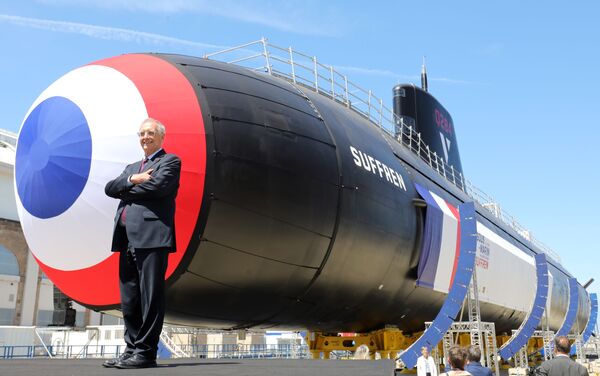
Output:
[105,149,181,252]
[465,361,492,376]
[536,355,589,376]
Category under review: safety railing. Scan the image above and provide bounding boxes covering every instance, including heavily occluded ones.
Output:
[203,38,562,263]
[394,119,466,190]
[0,344,127,359]
[0,343,309,360]
[175,343,310,359]
[204,39,396,135]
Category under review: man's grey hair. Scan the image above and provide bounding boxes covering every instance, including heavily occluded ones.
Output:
[448,345,467,370]
[467,345,482,362]
[141,118,166,136]
[554,336,571,354]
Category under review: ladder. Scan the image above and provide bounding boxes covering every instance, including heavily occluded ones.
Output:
[159,325,192,358]
[467,269,483,357]
[434,274,500,376]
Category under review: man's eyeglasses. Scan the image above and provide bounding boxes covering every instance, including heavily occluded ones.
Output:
[137,131,156,137]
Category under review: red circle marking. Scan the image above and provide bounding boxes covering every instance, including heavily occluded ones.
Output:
[38,54,206,306]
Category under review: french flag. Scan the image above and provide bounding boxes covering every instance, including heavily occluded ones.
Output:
[414,184,461,293]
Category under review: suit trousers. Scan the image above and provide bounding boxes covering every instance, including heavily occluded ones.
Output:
[119,231,168,359]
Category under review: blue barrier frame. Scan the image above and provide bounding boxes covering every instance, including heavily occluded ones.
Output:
[570,292,597,356]
[399,202,477,369]
[556,278,579,337]
[582,293,598,343]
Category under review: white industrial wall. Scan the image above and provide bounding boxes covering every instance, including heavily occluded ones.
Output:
[0,140,19,325]
[0,275,19,325]
[0,146,17,222]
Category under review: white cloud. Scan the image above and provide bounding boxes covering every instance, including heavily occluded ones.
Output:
[0,14,227,51]
[336,65,479,85]
[430,77,481,85]
[0,13,476,86]
[37,0,342,36]
[335,65,417,80]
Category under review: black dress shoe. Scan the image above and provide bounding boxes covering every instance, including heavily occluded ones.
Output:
[114,354,157,369]
[102,352,133,368]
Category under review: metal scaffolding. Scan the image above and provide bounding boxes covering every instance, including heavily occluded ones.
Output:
[426,275,500,376]
[467,269,483,356]
[514,345,528,369]
[428,320,499,375]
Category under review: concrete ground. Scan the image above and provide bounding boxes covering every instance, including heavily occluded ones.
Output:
[0,358,396,376]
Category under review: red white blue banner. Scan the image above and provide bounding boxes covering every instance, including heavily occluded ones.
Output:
[415,184,461,293]
[415,184,542,313]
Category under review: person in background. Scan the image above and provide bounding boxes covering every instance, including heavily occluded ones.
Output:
[354,344,371,360]
[536,336,588,376]
[440,346,472,376]
[417,346,439,376]
[465,345,493,376]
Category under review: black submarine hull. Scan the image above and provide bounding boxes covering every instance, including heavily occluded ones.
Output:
[156,54,587,334]
[14,52,590,335]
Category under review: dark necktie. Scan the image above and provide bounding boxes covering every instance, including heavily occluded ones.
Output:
[139,157,148,172]
[119,157,149,226]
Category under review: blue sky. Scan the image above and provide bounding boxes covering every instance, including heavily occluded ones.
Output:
[1,1,598,299]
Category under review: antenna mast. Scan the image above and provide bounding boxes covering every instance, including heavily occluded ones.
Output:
[421,56,428,92]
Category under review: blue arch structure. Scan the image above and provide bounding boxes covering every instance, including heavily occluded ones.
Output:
[399,202,477,369]
[570,293,597,356]
[556,278,579,337]
[498,253,549,360]
[582,293,598,343]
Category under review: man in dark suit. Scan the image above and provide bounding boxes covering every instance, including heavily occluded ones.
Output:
[103,118,181,369]
[465,345,493,376]
[536,336,589,376]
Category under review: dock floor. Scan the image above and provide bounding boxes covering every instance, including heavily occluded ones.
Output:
[0,358,396,376]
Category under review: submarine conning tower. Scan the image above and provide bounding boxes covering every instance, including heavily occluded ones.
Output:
[392,83,464,176]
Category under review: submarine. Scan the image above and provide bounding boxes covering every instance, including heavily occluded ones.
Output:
[13,41,592,337]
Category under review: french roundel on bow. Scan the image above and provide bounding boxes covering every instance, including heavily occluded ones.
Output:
[14,54,206,307]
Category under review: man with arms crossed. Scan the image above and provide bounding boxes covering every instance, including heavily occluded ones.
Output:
[103,118,181,369]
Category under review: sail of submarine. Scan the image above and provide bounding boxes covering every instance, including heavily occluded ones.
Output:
[13,48,592,335]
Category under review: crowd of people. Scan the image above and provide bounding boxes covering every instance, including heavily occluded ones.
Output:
[412,336,588,376]
[416,344,491,376]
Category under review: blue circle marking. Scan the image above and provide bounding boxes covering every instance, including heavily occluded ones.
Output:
[16,96,92,219]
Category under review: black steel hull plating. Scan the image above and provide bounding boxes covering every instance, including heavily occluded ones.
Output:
[147,54,589,334]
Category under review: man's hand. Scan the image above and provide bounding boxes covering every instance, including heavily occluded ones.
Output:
[130,169,154,185]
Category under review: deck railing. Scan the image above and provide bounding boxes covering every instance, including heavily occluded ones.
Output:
[0,343,309,360]
[204,38,561,263]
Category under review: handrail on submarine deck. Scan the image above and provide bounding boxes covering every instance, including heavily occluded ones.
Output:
[203,37,561,264]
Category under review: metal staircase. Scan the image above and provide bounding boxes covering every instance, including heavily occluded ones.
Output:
[159,325,194,358]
